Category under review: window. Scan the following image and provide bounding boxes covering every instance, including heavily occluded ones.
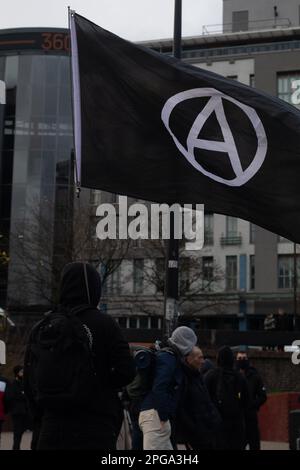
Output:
[90,189,101,206]
[226,256,237,291]
[250,255,255,290]
[278,73,300,110]
[249,223,255,244]
[204,213,214,245]
[250,74,255,87]
[139,316,149,329]
[104,261,121,295]
[226,216,238,237]
[202,256,214,283]
[110,193,117,204]
[232,10,249,32]
[129,317,138,328]
[150,317,159,329]
[133,259,144,294]
[278,255,300,288]
[226,75,238,81]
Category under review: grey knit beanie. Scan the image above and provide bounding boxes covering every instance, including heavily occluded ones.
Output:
[168,326,197,356]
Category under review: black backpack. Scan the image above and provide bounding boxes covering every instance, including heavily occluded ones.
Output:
[24,305,97,411]
[215,368,243,419]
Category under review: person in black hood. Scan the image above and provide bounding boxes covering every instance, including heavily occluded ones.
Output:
[205,346,249,450]
[7,365,31,450]
[25,261,135,450]
[236,350,267,450]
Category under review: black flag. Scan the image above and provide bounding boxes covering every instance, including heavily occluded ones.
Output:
[71,13,300,242]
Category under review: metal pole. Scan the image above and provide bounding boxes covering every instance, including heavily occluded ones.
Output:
[294,242,297,330]
[163,0,182,337]
[173,0,182,59]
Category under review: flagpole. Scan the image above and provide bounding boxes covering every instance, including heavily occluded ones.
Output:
[68,7,82,198]
[163,0,182,337]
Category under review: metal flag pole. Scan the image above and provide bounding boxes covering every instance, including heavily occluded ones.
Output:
[163,0,182,337]
[68,7,82,198]
[293,242,298,330]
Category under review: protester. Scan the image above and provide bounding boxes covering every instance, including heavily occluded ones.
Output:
[236,350,267,450]
[200,358,215,377]
[205,346,249,450]
[7,365,31,450]
[139,326,197,450]
[276,309,290,351]
[263,313,276,351]
[24,261,135,450]
[176,346,221,450]
[0,366,9,448]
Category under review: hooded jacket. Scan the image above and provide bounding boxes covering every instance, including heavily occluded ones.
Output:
[205,346,249,422]
[25,262,135,438]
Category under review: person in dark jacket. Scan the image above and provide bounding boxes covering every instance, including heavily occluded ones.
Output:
[24,261,135,450]
[276,308,291,351]
[8,365,31,450]
[0,367,9,448]
[139,326,197,450]
[236,350,267,450]
[200,358,215,377]
[205,346,249,450]
[176,347,221,450]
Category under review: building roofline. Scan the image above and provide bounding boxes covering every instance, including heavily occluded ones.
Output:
[0,27,69,35]
[138,26,300,49]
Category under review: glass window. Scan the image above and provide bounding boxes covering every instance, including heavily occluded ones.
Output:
[204,213,214,245]
[278,255,300,288]
[278,72,300,109]
[150,317,159,329]
[249,223,255,244]
[133,259,144,294]
[139,316,149,329]
[226,256,237,290]
[105,261,121,295]
[202,256,214,282]
[250,255,255,290]
[90,189,101,206]
[226,216,237,237]
[129,317,138,328]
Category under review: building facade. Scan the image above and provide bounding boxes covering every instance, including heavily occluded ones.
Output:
[0,28,74,308]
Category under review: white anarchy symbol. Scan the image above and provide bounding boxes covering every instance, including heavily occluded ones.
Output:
[161,88,268,187]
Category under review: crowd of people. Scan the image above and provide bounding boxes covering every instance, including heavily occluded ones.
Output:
[0,261,269,451]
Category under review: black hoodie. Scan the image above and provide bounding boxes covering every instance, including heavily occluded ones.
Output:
[58,262,135,397]
[59,262,102,307]
[26,262,135,439]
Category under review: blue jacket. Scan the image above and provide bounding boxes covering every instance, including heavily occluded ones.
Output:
[140,349,183,421]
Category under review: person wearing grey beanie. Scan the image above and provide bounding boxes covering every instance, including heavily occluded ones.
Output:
[168,326,198,356]
[139,326,197,450]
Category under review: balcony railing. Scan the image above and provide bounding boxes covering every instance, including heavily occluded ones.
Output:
[220,233,242,246]
[202,18,292,36]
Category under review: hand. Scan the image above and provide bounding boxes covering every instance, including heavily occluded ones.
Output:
[160,420,167,430]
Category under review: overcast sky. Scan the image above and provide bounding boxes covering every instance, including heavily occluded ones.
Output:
[1,0,223,41]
